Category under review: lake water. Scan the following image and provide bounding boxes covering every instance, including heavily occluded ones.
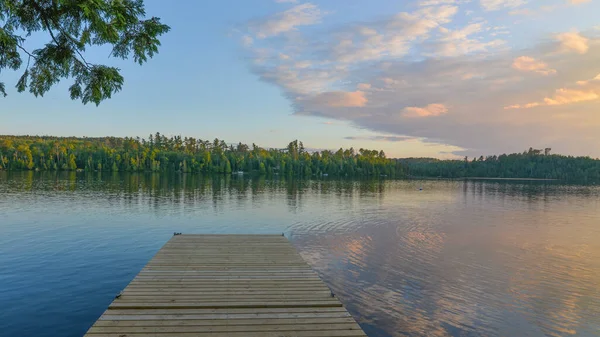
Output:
[1,171,599,337]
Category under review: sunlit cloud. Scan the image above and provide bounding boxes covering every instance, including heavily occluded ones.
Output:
[512,56,557,75]
[557,31,590,54]
[403,104,449,117]
[505,74,600,109]
[311,91,368,108]
[238,2,600,156]
[357,83,372,90]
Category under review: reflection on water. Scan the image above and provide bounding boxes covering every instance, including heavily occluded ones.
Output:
[1,171,599,337]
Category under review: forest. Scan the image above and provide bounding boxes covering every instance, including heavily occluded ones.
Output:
[401,147,600,182]
[0,134,403,177]
[2,135,599,182]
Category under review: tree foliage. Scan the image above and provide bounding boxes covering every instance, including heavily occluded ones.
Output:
[0,134,405,177]
[0,0,169,104]
[401,147,600,182]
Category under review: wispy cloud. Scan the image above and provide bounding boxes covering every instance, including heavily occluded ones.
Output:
[419,0,471,6]
[568,0,591,4]
[275,0,297,3]
[241,35,253,46]
[480,0,526,11]
[509,8,532,15]
[250,3,324,38]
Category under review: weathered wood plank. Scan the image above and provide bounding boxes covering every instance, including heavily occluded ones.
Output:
[108,301,343,309]
[99,312,353,320]
[88,322,363,333]
[83,234,366,337]
[86,331,366,337]
[93,317,358,326]
[105,307,349,315]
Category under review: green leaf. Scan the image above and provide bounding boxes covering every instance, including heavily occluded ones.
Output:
[0,82,6,97]
[1,0,168,104]
[16,69,29,92]
[69,83,82,100]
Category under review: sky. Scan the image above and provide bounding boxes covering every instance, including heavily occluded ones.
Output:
[1,0,600,158]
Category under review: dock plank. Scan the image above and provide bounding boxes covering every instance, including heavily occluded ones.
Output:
[83,234,366,337]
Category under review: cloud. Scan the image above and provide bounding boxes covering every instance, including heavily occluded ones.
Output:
[418,0,469,5]
[250,3,324,38]
[576,73,600,86]
[431,23,506,57]
[311,91,368,108]
[568,0,591,4]
[509,8,532,15]
[505,74,600,109]
[358,27,378,36]
[275,0,297,3]
[403,104,449,117]
[505,89,598,108]
[512,56,557,75]
[241,35,254,46]
[344,135,416,142]
[239,4,600,157]
[480,0,526,11]
[329,5,460,64]
[557,32,589,54]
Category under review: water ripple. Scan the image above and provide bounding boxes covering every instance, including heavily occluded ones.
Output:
[1,172,600,337]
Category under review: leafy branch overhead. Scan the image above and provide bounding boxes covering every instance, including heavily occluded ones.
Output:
[0,0,170,105]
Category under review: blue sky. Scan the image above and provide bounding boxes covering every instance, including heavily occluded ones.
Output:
[1,0,600,158]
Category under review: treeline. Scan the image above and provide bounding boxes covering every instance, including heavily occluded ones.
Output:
[0,134,404,177]
[401,148,600,182]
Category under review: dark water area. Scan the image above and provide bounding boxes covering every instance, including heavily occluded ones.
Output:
[1,171,599,337]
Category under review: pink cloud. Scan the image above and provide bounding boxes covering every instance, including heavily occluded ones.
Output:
[557,32,589,54]
[313,91,368,107]
[505,74,600,109]
[403,103,448,117]
[357,83,372,90]
[543,89,599,105]
[512,56,556,75]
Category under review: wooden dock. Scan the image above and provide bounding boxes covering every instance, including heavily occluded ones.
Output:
[84,234,367,337]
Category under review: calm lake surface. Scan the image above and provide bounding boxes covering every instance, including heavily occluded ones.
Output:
[1,172,599,337]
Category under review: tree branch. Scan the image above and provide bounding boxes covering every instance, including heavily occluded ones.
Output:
[28,0,93,69]
[16,43,37,61]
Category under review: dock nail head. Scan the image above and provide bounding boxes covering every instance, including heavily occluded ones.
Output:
[174,232,182,236]
[281,232,285,237]
[115,292,122,299]
[331,291,335,298]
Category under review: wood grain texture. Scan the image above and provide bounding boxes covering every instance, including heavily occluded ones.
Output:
[83,234,366,336]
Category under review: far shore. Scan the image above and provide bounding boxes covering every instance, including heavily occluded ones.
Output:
[408,176,558,181]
